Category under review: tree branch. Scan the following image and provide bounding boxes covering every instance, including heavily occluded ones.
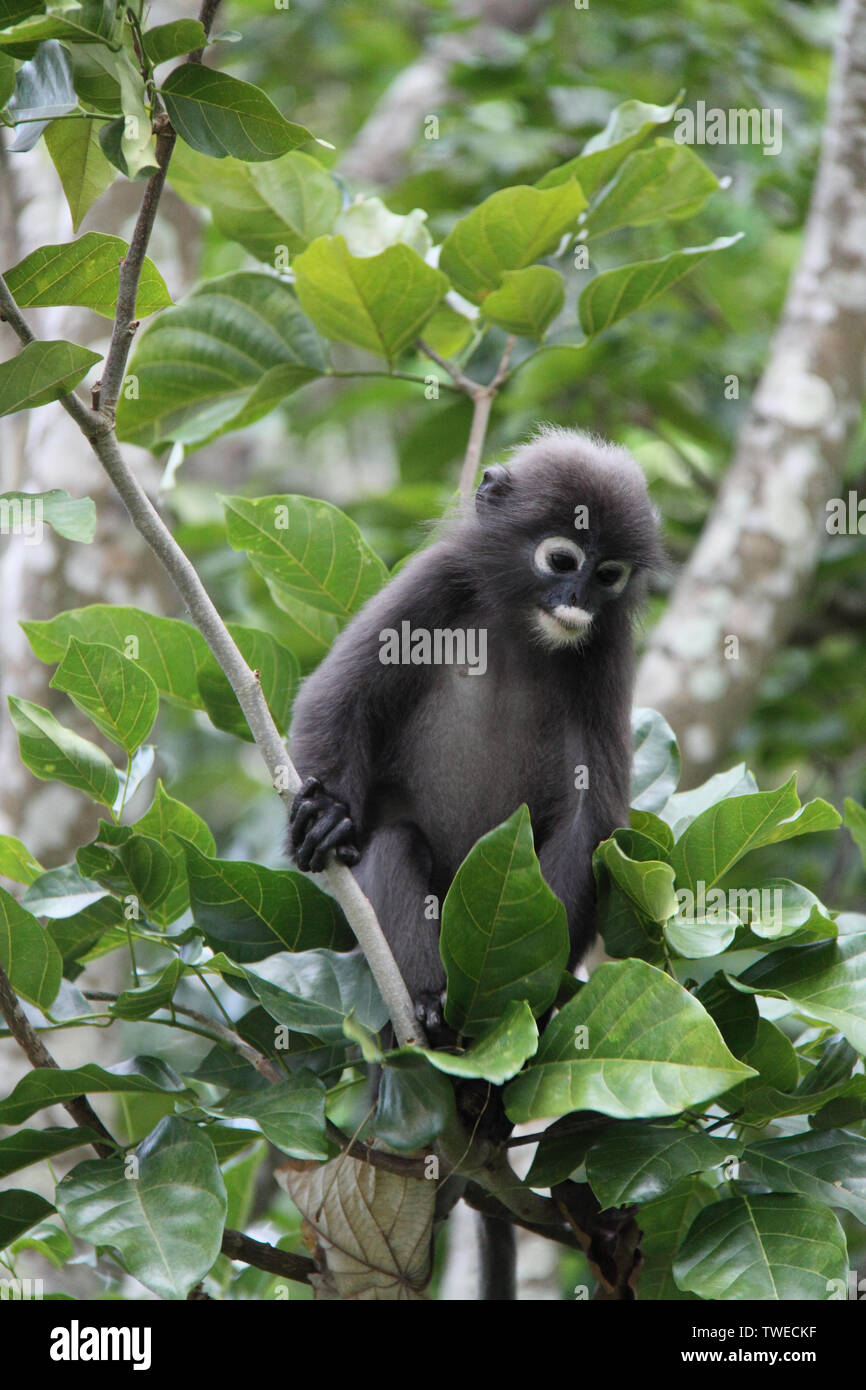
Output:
[0,270,420,1049]
[220,1227,314,1284]
[0,963,116,1157]
[94,0,223,421]
[418,335,516,497]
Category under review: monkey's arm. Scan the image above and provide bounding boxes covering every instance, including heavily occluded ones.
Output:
[289,542,467,871]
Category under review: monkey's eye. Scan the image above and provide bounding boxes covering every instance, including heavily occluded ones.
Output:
[595,561,632,594]
[534,536,585,576]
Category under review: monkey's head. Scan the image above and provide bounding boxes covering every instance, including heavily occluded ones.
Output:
[468,427,664,650]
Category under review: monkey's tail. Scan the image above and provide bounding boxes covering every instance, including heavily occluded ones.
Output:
[478,1214,516,1300]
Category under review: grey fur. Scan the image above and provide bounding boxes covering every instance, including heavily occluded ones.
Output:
[288,428,664,1028]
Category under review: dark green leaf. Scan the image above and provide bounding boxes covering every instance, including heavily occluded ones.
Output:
[161,63,312,161]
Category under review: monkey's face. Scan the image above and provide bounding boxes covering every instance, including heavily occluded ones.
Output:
[529,534,632,648]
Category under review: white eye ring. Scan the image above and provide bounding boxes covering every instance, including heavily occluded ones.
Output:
[533,536,585,576]
[595,560,632,595]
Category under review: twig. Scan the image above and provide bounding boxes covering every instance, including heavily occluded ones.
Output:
[94,0,222,419]
[83,990,285,1082]
[418,336,516,499]
[220,1228,314,1284]
[0,963,116,1157]
[325,1121,429,1178]
[0,266,420,1047]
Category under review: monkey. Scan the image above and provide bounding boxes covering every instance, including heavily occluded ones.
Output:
[288,427,664,1036]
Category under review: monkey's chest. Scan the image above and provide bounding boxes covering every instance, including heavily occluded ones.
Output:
[396,667,579,873]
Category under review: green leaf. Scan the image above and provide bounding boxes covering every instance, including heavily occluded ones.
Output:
[659,762,758,836]
[628,811,674,857]
[0,488,95,542]
[0,50,17,107]
[741,878,836,943]
[674,1193,847,1300]
[293,235,448,363]
[210,949,388,1043]
[0,883,62,1008]
[631,706,680,812]
[0,338,101,415]
[0,1191,55,1248]
[106,48,158,179]
[56,1117,226,1300]
[640,1176,717,1301]
[142,18,206,66]
[133,782,214,856]
[0,833,42,885]
[586,1124,738,1208]
[182,841,352,963]
[76,823,179,927]
[578,235,743,338]
[7,695,118,806]
[168,142,341,263]
[4,233,170,319]
[22,604,210,709]
[109,958,187,1022]
[160,63,312,161]
[441,805,570,1035]
[745,1129,866,1224]
[375,1054,456,1151]
[585,140,718,238]
[196,623,298,740]
[664,910,738,959]
[218,1072,329,1160]
[422,1001,538,1084]
[116,272,326,450]
[0,1126,103,1180]
[670,775,834,896]
[595,840,677,924]
[440,182,587,304]
[0,1061,185,1126]
[481,266,564,337]
[844,799,866,868]
[222,493,388,618]
[23,862,106,919]
[6,38,75,151]
[538,95,681,196]
[738,934,866,1054]
[504,959,755,1123]
[50,637,158,754]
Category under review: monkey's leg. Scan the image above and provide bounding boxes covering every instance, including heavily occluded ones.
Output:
[352,821,446,1034]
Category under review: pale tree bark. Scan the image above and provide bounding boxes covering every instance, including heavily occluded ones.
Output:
[636,0,866,785]
[340,0,552,187]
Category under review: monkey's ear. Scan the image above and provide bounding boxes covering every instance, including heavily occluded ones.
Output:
[475,464,511,514]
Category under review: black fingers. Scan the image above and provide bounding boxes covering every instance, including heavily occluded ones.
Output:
[289,779,360,873]
[414,989,447,1038]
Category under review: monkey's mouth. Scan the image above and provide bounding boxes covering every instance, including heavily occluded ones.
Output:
[534,604,593,647]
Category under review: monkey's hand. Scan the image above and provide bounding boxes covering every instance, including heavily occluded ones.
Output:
[414,989,447,1039]
[289,776,361,872]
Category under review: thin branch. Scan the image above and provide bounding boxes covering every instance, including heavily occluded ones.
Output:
[220,1228,313,1284]
[94,0,223,420]
[416,338,477,394]
[418,335,516,499]
[459,390,495,499]
[83,990,285,1082]
[0,272,420,1050]
[325,1121,429,1178]
[0,963,116,1157]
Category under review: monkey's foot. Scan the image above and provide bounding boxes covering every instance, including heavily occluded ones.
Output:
[289,776,360,872]
[414,989,447,1039]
